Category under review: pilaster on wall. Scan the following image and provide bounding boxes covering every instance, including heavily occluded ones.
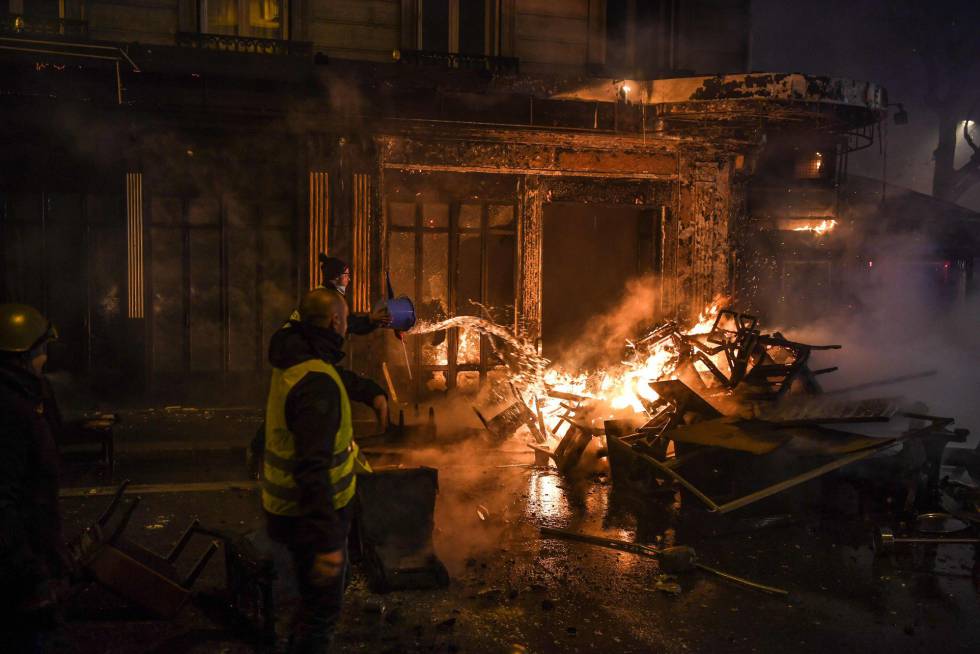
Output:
[517,175,544,342]
[351,172,372,313]
[126,172,145,320]
[125,169,149,392]
[673,153,739,318]
[308,171,329,288]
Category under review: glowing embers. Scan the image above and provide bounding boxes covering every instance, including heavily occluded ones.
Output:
[778,217,838,236]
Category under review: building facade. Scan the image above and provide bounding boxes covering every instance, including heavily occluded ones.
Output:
[0,0,885,404]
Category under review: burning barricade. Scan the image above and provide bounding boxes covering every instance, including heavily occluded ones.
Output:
[416,303,974,523]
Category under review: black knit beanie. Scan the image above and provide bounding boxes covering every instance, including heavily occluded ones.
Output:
[318,255,350,282]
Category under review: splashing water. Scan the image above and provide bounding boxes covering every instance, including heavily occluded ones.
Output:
[410,315,549,391]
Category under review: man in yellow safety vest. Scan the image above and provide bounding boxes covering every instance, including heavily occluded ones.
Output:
[262,288,386,652]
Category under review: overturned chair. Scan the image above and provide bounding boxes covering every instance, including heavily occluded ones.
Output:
[68,481,220,619]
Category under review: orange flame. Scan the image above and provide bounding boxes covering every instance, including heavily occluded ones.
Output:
[792,219,837,235]
[534,298,726,438]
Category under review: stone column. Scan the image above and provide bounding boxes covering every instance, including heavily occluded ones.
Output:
[517,175,544,342]
[674,152,738,318]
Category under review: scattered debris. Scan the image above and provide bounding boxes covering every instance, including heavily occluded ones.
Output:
[540,525,789,596]
[650,575,683,596]
[474,383,546,443]
[873,526,979,556]
[595,308,970,517]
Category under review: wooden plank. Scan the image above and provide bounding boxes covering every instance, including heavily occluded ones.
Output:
[715,439,898,514]
[647,380,723,418]
[61,480,257,498]
[782,427,888,455]
[755,396,900,423]
[666,419,791,455]
[630,446,721,511]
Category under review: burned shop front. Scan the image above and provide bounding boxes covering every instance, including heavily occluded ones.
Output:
[4,27,980,653]
[372,129,736,402]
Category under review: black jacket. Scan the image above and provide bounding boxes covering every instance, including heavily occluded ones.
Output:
[347,313,378,336]
[322,282,380,336]
[264,322,385,551]
[0,364,66,606]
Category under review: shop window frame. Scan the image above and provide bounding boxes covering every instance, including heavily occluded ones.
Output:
[387,194,517,399]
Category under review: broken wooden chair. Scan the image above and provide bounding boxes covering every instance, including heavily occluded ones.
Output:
[68,480,220,618]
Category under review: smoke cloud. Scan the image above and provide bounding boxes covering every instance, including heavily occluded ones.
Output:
[551,274,665,372]
[762,231,979,448]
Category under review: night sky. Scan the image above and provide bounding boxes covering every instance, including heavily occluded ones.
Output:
[751,0,980,212]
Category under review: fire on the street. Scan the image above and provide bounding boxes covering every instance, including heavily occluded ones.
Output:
[533,300,725,435]
[411,299,728,441]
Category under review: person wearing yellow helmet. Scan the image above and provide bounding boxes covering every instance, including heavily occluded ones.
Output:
[0,303,70,653]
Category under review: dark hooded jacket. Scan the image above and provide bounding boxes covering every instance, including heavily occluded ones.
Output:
[322,282,378,336]
[264,321,385,551]
[0,363,66,607]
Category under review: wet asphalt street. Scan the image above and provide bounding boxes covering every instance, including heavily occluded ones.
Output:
[55,409,980,653]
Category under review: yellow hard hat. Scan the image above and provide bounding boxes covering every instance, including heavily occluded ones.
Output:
[0,303,58,353]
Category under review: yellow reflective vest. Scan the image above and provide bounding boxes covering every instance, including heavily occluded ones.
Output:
[261,359,370,516]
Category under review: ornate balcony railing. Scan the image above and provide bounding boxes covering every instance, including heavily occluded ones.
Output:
[396,49,519,75]
[175,31,312,57]
[1,14,89,39]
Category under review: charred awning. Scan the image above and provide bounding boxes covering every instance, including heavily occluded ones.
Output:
[548,72,886,133]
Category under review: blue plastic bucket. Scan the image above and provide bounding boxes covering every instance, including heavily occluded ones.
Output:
[387,296,416,331]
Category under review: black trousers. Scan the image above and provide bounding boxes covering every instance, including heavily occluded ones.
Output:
[286,541,349,654]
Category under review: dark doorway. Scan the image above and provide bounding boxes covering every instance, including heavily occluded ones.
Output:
[542,203,659,364]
